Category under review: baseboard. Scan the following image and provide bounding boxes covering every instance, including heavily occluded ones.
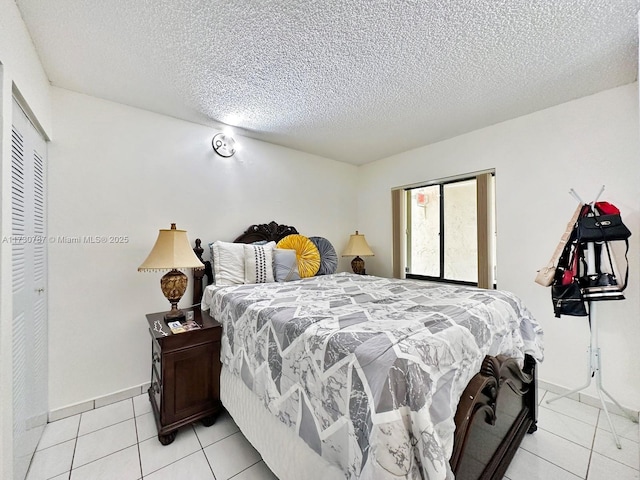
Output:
[538,379,640,420]
[49,379,640,424]
[48,382,151,422]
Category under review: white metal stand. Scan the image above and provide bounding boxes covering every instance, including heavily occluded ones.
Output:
[546,242,638,449]
[547,186,638,448]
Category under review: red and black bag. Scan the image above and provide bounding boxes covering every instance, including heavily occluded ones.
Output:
[577,201,630,296]
[551,237,587,318]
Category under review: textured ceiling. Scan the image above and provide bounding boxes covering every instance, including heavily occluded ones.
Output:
[15,0,640,165]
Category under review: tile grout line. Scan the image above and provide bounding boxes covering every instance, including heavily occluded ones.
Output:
[194,424,219,478]
[535,401,636,448]
[525,406,639,478]
[138,425,205,479]
[132,397,145,480]
[540,398,601,427]
[529,422,596,452]
[538,401,640,446]
[583,409,600,480]
[34,414,136,455]
[68,444,140,476]
[186,426,261,479]
[142,448,204,478]
[69,398,138,476]
[78,414,136,439]
[518,447,588,479]
[67,409,83,479]
[521,408,593,479]
[539,404,600,428]
[227,459,263,479]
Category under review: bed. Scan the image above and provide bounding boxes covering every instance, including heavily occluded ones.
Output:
[192,222,543,480]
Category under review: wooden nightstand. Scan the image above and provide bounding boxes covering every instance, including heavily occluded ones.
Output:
[146,307,223,445]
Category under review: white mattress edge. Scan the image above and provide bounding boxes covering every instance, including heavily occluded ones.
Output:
[220,367,345,480]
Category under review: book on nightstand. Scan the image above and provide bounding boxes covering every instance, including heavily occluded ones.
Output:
[166,319,201,334]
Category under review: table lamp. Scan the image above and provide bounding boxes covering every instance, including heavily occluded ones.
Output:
[342,231,374,274]
[138,223,204,321]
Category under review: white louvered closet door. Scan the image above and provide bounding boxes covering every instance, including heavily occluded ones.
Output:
[12,98,48,480]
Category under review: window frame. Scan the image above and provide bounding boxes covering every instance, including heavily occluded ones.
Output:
[396,171,496,288]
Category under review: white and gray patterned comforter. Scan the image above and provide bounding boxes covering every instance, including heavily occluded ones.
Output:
[202,273,543,480]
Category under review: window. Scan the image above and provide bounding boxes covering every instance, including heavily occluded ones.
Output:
[393,172,496,288]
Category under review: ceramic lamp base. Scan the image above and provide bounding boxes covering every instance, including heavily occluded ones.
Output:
[351,256,365,275]
[161,269,187,321]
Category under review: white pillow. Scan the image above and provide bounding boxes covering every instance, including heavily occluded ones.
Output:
[211,241,245,286]
[244,242,276,284]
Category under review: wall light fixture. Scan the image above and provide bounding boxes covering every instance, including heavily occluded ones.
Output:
[212,132,236,157]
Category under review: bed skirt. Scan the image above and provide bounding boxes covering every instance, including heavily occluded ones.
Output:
[221,366,345,480]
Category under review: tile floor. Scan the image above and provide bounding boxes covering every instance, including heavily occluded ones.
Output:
[26,389,639,480]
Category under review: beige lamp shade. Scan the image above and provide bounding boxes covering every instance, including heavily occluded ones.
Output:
[138,223,204,272]
[341,231,374,257]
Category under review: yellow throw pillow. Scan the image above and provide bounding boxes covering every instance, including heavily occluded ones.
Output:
[276,234,321,278]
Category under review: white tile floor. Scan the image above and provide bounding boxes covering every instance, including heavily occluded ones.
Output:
[26,389,639,480]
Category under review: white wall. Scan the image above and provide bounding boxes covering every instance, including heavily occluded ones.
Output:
[357,83,640,410]
[0,1,52,478]
[47,87,358,410]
